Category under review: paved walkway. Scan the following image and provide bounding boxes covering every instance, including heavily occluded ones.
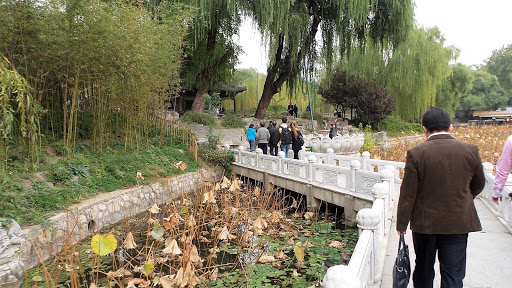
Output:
[382,190,512,288]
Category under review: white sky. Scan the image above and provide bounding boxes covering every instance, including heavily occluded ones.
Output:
[235,0,512,73]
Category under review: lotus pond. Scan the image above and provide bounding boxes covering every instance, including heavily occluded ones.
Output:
[23,177,358,287]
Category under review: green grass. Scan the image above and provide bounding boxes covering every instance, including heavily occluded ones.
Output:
[0,137,199,225]
[378,115,423,137]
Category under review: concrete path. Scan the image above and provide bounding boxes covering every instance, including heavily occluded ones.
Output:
[382,193,512,287]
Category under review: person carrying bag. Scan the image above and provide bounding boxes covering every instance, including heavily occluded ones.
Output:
[393,232,411,288]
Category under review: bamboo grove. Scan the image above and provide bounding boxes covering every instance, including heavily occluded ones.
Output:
[0,0,191,152]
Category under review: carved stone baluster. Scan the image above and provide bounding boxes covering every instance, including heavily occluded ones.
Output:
[350,160,361,193]
[356,208,381,288]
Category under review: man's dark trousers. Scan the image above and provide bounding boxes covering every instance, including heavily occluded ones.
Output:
[412,232,468,288]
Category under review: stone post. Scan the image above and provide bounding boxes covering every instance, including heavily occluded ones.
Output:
[278,151,285,174]
[238,146,246,164]
[308,155,317,183]
[356,208,381,288]
[362,151,371,171]
[255,148,263,168]
[326,148,334,165]
[299,146,306,161]
[380,167,395,210]
[372,183,389,236]
[350,160,361,192]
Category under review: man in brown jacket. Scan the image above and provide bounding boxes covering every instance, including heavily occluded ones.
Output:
[397,108,485,288]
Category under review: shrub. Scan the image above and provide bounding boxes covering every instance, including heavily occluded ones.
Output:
[359,123,377,153]
[379,116,423,137]
[221,113,245,128]
[180,111,218,127]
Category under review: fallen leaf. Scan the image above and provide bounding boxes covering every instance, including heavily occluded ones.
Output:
[162,214,180,230]
[162,239,182,255]
[341,252,351,262]
[89,284,97,288]
[258,255,276,263]
[136,172,144,180]
[159,275,176,288]
[123,232,137,249]
[220,176,231,189]
[174,161,187,171]
[304,212,314,219]
[189,245,202,265]
[210,268,218,281]
[253,216,268,230]
[123,278,147,286]
[253,186,260,197]
[303,240,314,248]
[149,203,160,214]
[294,243,305,263]
[229,178,241,192]
[142,263,154,277]
[272,262,286,269]
[187,214,196,228]
[287,238,295,245]
[218,226,236,240]
[291,199,298,208]
[329,240,346,249]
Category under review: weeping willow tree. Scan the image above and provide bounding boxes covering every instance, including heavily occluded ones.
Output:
[170,0,242,112]
[337,26,456,121]
[0,57,41,168]
[248,0,414,119]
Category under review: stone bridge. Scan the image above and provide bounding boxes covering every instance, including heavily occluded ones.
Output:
[230,147,512,288]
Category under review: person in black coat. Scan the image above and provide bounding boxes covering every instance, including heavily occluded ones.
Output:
[290,122,303,159]
[268,121,280,156]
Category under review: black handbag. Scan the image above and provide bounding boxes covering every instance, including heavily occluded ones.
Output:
[393,233,411,288]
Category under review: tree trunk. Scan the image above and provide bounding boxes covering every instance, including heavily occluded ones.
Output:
[191,73,212,112]
[254,2,321,119]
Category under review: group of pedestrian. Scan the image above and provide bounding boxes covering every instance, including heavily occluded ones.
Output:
[287,103,299,118]
[246,117,303,159]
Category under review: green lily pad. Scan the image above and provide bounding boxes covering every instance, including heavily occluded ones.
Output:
[90,233,117,256]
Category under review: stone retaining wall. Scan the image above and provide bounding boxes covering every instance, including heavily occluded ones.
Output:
[0,168,219,287]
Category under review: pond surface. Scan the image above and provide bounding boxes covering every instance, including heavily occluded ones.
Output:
[24,178,358,287]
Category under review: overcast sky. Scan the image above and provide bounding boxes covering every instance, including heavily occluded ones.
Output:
[235,0,512,73]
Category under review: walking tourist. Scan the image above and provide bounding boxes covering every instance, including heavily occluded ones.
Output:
[329,118,338,139]
[293,104,298,118]
[246,124,256,152]
[256,121,270,154]
[492,135,512,204]
[287,103,294,116]
[290,122,304,160]
[268,122,279,156]
[396,108,485,288]
[279,117,293,158]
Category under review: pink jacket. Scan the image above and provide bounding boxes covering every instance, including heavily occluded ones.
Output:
[493,135,512,198]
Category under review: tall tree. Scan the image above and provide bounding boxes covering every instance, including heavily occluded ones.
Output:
[248,0,414,119]
[459,70,507,114]
[173,0,241,112]
[485,44,512,103]
[435,64,474,117]
[318,70,394,124]
[339,27,456,121]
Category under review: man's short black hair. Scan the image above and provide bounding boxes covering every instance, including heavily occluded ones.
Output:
[421,108,451,133]
[282,117,288,123]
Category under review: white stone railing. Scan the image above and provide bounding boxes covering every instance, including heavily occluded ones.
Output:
[230,146,398,287]
[324,174,395,288]
[480,162,512,230]
[232,147,393,199]
[304,134,365,153]
[303,150,405,183]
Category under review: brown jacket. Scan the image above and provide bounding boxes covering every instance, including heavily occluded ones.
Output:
[396,134,485,234]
